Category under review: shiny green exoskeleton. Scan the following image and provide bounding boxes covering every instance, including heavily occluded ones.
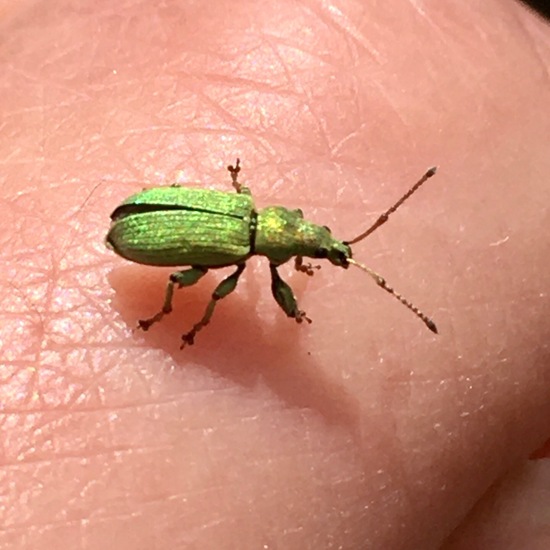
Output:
[106,159,438,348]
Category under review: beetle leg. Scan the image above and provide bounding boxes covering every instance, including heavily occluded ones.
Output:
[227,158,251,195]
[294,256,321,277]
[269,264,312,324]
[181,263,247,348]
[138,266,208,331]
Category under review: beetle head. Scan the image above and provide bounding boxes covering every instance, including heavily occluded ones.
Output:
[320,240,352,268]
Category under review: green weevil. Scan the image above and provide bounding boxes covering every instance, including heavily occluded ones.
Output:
[106,159,437,348]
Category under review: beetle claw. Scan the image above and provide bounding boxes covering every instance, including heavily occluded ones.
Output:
[180,333,195,349]
[302,263,321,276]
[295,310,312,324]
[138,319,153,331]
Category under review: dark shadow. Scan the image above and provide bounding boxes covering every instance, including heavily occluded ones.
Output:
[107,260,363,431]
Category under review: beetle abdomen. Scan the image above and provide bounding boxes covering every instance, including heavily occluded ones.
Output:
[106,187,255,267]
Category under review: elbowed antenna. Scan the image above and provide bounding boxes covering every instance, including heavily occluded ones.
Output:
[348,258,437,334]
[346,167,437,245]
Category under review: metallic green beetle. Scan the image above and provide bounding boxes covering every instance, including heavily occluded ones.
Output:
[106,160,437,348]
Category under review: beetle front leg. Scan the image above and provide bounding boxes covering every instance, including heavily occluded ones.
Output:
[294,256,321,276]
[181,263,246,348]
[269,264,312,324]
[138,266,208,331]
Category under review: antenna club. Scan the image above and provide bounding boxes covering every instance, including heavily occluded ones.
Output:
[426,319,438,334]
[426,166,437,178]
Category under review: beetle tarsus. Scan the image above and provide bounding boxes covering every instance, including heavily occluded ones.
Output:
[180,332,195,348]
[138,319,153,331]
[295,256,321,276]
[227,158,243,192]
[138,311,168,331]
[295,310,312,324]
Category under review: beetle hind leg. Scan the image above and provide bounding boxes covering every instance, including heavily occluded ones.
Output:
[270,264,312,324]
[180,263,247,348]
[138,266,208,331]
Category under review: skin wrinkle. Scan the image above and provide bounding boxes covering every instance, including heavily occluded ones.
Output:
[1,1,550,549]
[407,0,430,19]
[315,0,384,63]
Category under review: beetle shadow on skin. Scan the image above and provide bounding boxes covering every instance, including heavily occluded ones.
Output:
[108,263,362,429]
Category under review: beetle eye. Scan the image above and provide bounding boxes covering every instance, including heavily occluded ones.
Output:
[314,248,328,259]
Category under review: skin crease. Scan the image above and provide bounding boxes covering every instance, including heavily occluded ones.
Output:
[1,0,549,549]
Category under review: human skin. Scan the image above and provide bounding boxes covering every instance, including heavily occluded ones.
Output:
[1,1,550,549]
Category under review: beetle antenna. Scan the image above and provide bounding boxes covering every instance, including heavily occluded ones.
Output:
[347,167,437,245]
[348,258,438,333]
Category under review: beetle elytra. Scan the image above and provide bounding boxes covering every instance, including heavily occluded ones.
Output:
[106,159,437,348]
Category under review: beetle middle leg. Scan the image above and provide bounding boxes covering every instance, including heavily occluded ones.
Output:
[294,256,321,276]
[180,263,247,348]
[138,266,208,331]
[269,264,312,324]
